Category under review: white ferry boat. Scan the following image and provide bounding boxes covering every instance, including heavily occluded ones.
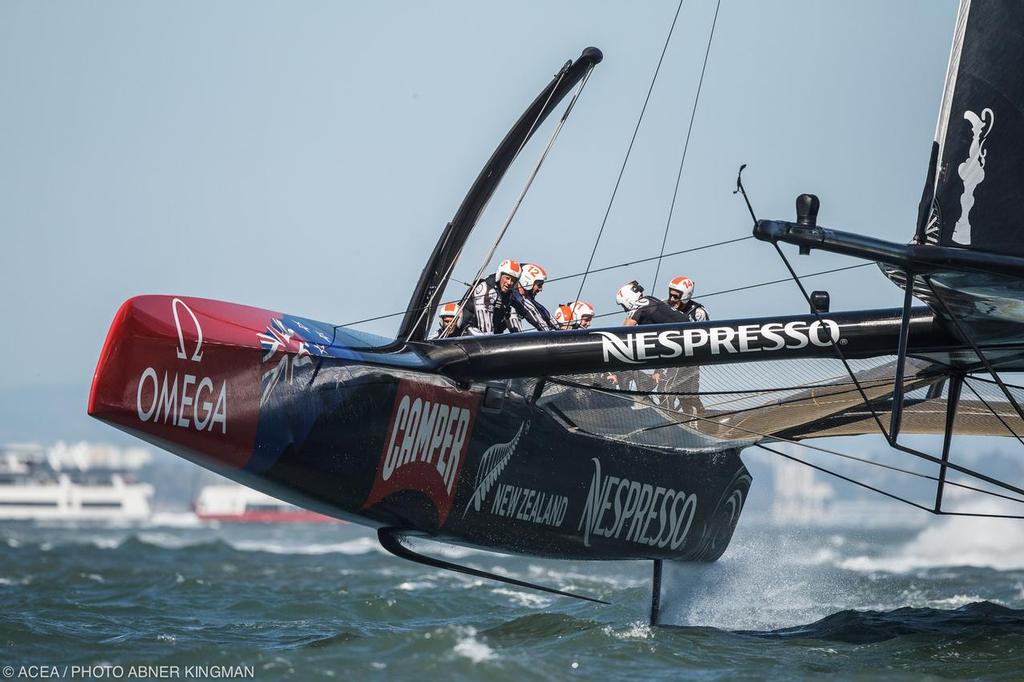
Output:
[194,484,336,523]
[0,442,154,521]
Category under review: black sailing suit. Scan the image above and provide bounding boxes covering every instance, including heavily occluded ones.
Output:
[459,274,517,335]
[510,289,557,332]
[625,296,686,325]
[678,299,710,322]
[626,296,701,412]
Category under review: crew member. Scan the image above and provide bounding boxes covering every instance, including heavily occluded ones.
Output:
[461,259,522,335]
[664,278,707,413]
[614,281,694,411]
[572,301,595,329]
[430,302,462,339]
[666,276,710,321]
[553,303,575,330]
[615,281,685,326]
[510,262,558,331]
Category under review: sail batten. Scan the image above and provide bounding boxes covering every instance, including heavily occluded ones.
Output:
[932,0,971,175]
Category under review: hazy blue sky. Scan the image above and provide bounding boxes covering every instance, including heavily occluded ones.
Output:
[1,0,957,397]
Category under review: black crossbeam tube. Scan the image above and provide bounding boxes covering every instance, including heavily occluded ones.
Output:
[934,373,963,512]
[422,307,958,381]
[753,220,1024,279]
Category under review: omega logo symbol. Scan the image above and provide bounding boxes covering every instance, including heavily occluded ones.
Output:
[172,298,204,362]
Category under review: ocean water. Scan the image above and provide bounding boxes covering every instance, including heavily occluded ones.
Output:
[2,515,1024,680]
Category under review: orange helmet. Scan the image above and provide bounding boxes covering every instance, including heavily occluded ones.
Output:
[553,303,575,329]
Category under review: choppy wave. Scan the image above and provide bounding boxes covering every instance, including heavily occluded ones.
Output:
[490,587,553,608]
[452,627,497,663]
[229,536,387,556]
[5,520,1024,678]
[741,601,1024,643]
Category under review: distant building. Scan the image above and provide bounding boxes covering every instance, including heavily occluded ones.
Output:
[768,446,928,528]
[772,456,833,524]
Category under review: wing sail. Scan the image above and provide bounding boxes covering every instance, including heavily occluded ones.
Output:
[921,1,1024,257]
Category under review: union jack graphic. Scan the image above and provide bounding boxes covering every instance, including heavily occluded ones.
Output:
[257,318,313,407]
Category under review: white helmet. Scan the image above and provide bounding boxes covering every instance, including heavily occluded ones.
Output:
[553,303,575,329]
[438,302,460,321]
[572,301,595,320]
[520,263,548,289]
[496,259,522,281]
[667,275,694,304]
[615,281,645,311]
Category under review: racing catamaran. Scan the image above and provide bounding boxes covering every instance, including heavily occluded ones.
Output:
[88,0,1024,622]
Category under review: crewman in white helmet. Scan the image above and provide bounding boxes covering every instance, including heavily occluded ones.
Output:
[430,302,463,339]
[571,301,595,329]
[509,262,558,331]
[460,259,522,335]
[666,276,709,322]
[615,281,685,326]
[614,281,702,414]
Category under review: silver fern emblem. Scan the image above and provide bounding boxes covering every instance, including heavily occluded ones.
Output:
[463,422,530,516]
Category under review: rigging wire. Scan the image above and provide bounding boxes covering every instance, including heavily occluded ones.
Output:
[549,235,750,284]
[574,0,688,305]
[758,441,1024,518]
[771,243,893,440]
[339,260,871,328]
[968,374,1024,392]
[652,0,723,287]
[442,235,753,288]
[585,262,871,321]
[754,443,932,515]
[963,376,1024,447]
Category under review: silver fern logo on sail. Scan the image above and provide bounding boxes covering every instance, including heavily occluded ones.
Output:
[463,422,529,516]
[952,107,994,245]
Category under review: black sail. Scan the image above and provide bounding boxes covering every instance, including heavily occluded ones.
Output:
[921,0,1024,257]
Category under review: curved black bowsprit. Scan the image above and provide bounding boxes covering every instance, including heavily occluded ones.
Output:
[395,47,603,344]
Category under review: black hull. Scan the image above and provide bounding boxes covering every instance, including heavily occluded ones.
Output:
[89,297,750,564]
[252,362,750,562]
